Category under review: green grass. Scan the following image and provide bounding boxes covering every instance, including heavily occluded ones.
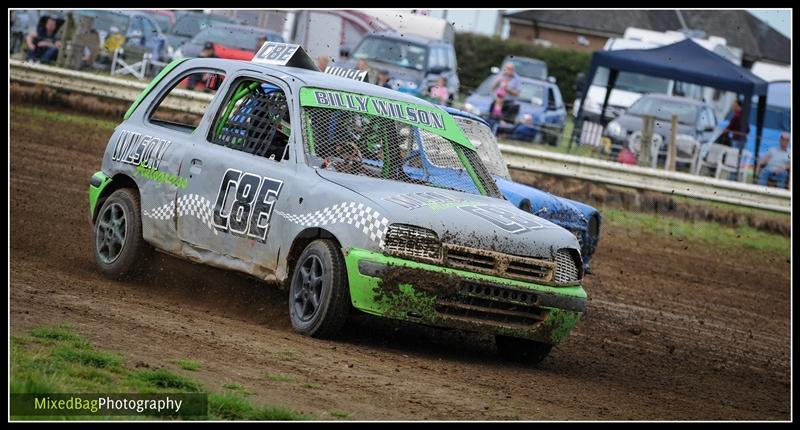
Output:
[11,325,309,420]
[11,104,119,131]
[265,373,292,382]
[601,206,790,255]
[222,382,246,391]
[172,359,201,371]
[329,410,349,418]
[208,392,307,420]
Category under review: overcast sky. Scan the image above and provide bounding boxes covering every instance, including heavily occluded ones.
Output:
[425,9,791,39]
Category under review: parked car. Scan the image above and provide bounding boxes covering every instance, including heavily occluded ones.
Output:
[72,10,168,62]
[604,93,718,152]
[166,11,238,53]
[88,43,587,365]
[464,74,567,145]
[444,107,601,271]
[493,55,550,82]
[143,10,176,34]
[347,31,460,104]
[174,24,284,60]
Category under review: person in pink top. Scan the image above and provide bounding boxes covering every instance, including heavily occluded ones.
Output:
[429,76,449,105]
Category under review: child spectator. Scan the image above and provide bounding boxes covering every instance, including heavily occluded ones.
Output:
[429,76,449,105]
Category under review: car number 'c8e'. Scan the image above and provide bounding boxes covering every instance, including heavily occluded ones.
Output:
[212,169,283,242]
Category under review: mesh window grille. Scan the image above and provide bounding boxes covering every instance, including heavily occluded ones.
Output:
[454,116,512,180]
[212,86,290,161]
[302,107,502,199]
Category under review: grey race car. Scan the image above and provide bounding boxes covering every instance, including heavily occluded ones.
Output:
[88,43,587,365]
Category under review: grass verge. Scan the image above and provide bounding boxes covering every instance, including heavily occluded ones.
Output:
[11,325,309,421]
[601,206,790,255]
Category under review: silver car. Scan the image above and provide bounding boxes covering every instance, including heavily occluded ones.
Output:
[88,46,587,365]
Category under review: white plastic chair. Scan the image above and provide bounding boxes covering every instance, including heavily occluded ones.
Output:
[716,148,753,182]
[673,134,701,172]
[695,143,729,176]
[111,46,152,80]
[627,131,663,165]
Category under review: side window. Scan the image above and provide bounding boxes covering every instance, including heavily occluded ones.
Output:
[141,17,159,38]
[172,17,198,36]
[148,69,226,132]
[209,78,291,162]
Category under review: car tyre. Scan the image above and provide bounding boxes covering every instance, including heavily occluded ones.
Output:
[93,188,152,280]
[495,335,553,366]
[289,239,351,339]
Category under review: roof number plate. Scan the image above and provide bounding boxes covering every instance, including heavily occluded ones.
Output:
[252,42,319,71]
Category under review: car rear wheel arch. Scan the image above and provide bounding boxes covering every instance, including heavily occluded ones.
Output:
[92,173,139,224]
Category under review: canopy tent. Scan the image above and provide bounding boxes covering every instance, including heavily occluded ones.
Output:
[574,39,769,182]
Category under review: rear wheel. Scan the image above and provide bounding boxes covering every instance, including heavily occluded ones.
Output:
[93,188,152,280]
[495,335,553,366]
[289,239,351,339]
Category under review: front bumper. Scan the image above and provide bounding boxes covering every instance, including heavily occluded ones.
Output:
[345,248,586,344]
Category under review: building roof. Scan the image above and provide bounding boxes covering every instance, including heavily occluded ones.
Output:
[504,10,789,64]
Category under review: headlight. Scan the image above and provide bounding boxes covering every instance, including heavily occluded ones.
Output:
[384,224,441,261]
[605,120,623,137]
[173,48,183,59]
[464,102,481,115]
[519,113,534,125]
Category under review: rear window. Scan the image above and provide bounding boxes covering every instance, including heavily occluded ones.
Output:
[193,27,262,51]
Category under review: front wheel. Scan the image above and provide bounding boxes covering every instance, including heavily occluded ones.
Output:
[93,188,152,279]
[289,239,351,339]
[495,335,553,366]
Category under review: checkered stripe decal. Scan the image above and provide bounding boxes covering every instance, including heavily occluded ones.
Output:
[143,194,218,235]
[274,202,390,246]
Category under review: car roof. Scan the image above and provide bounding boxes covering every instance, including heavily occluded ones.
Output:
[639,93,708,107]
[199,23,276,33]
[184,57,441,106]
[505,56,545,65]
[366,30,450,46]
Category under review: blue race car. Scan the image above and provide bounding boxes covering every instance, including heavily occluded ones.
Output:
[443,107,601,271]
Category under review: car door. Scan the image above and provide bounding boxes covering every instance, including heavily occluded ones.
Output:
[176,73,295,274]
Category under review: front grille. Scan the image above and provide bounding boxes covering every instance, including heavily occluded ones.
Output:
[384,224,441,260]
[434,282,549,328]
[443,244,555,284]
[555,250,580,284]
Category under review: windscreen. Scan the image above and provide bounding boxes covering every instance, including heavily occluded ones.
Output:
[593,68,671,94]
[454,116,512,180]
[301,103,501,199]
[511,59,547,80]
[628,97,699,124]
[352,37,428,71]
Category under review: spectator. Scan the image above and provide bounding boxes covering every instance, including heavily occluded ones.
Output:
[317,55,331,72]
[721,99,750,148]
[356,58,369,71]
[187,42,217,91]
[26,17,62,64]
[429,76,449,105]
[104,26,126,54]
[376,69,392,89]
[757,132,791,188]
[490,62,521,119]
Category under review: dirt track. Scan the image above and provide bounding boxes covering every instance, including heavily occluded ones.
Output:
[10,103,791,420]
